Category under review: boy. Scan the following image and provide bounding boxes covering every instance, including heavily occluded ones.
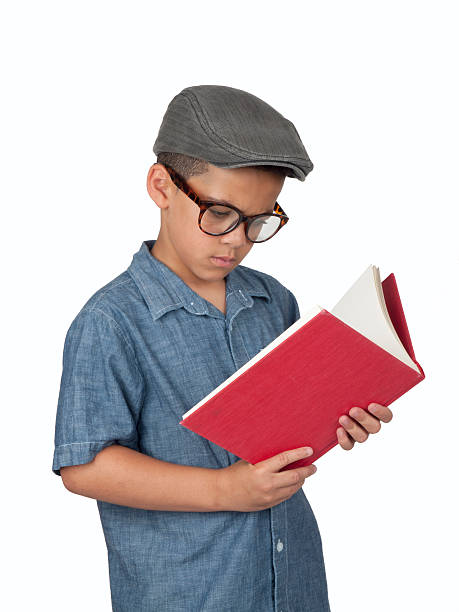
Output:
[52,85,392,612]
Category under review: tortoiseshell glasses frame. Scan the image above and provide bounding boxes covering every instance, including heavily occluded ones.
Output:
[156,162,289,243]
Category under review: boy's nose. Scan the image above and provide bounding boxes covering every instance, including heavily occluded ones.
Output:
[219,221,251,248]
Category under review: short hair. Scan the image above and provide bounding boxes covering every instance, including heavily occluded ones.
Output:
[156,151,290,181]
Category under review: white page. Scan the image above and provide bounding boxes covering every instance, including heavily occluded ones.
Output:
[331,265,420,373]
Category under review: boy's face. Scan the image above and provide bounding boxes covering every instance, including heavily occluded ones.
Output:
[146,162,286,288]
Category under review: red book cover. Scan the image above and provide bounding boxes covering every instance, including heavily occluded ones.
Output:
[180,270,425,471]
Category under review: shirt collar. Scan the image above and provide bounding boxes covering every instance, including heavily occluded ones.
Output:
[126,239,271,321]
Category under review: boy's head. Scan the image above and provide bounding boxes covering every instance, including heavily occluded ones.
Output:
[146,85,313,288]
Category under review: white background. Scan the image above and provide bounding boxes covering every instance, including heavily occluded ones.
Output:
[1,1,458,610]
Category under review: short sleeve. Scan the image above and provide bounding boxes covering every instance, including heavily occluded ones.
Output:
[52,308,145,476]
[285,288,301,325]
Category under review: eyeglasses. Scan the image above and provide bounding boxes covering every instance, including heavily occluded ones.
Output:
[157,163,289,243]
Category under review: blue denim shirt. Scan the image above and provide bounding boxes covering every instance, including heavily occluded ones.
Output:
[52,239,330,612]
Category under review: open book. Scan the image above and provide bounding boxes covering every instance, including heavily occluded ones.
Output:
[180,266,425,470]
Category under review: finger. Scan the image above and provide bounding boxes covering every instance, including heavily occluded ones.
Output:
[337,426,354,450]
[338,415,369,443]
[368,403,393,423]
[275,464,317,489]
[348,406,382,434]
[257,446,314,472]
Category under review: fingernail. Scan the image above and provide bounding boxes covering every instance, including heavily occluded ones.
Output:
[302,447,313,455]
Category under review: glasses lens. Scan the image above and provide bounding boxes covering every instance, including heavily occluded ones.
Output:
[201,205,240,235]
[201,205,282,242]
[248,215,282,242]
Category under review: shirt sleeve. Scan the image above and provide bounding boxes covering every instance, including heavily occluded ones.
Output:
[52,308,145,476]
[285,288,301,325]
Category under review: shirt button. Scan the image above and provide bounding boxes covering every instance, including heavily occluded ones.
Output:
[276,539,284,552]
[190,302,194,306]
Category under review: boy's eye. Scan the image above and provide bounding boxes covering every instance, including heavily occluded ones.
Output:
[210,209,230,218]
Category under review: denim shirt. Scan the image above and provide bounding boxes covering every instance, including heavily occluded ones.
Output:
[52,239,330,612]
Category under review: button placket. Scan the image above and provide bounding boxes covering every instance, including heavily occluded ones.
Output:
[270,503,289,611]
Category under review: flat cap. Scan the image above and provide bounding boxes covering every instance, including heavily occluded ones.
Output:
[153,84,313,181]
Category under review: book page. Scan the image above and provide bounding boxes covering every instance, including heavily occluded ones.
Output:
[331,265,420,373]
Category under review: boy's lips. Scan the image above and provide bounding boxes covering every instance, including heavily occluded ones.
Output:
[211,256,236,267]
[214,256,236,262]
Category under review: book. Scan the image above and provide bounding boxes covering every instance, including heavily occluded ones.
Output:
[180,266,425,471]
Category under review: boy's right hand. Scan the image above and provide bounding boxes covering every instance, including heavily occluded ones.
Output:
[216,447,317,512]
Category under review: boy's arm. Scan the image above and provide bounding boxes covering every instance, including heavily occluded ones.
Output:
[61,443,320,514]
[61,444,223,512]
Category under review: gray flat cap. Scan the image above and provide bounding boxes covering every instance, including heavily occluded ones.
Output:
[153,84,313,181]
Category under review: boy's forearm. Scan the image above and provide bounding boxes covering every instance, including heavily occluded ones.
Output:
[61,444,226,512]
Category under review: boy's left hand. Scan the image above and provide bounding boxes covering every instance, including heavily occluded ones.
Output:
[336,403,393,450]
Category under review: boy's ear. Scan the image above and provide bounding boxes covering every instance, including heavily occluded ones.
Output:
[146,163,174,208]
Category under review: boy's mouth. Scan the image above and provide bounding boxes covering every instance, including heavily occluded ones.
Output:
[211,256,236,267]
[214,255,235,262]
